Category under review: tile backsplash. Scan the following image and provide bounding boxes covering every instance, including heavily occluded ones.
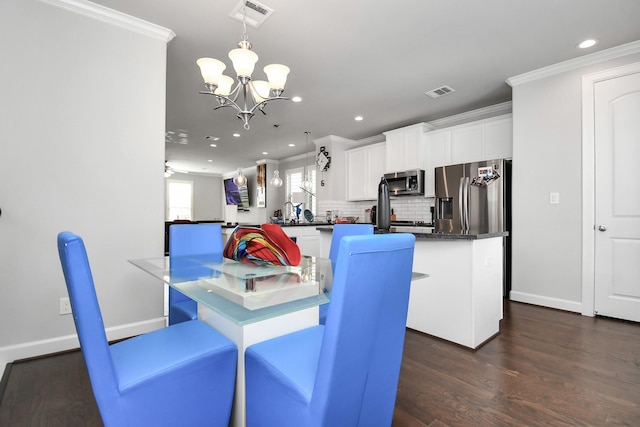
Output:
[318,196,434,223]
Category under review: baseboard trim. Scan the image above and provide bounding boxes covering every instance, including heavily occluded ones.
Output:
[0,317,165,373]
[509,291,583,314]
[0,362,13,403]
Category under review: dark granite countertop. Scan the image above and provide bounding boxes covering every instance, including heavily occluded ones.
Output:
[316,225,508,240]
[222,222,332,229]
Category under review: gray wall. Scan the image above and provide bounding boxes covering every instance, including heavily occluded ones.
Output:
[0,0,171,369]
[166,173,223,221]
[510,50,640,311]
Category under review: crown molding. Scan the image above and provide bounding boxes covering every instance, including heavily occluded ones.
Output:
[426,101,512,129]
[354,134,385,146]
[40,0,176,43]
[506,40,640,87]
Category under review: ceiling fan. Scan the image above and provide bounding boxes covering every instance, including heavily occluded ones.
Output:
[164,161,189,177]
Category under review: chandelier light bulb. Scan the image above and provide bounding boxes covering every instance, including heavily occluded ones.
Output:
[196,57,226,85]
[251,80,271,103]
[215,75,234,96]
[264,64,290,92]
[229,48,258,78]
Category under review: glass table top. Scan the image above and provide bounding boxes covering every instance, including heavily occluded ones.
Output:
[129,255,332,326]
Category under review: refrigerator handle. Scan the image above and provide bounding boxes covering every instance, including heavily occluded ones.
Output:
[458,177,465,230]
[463,177,470,231]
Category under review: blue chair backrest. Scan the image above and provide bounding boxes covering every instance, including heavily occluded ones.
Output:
[57,232,122,424]
[169,223,224,300]
[312,233,415,426]
[328,224,374,271]
[169,223,224,258]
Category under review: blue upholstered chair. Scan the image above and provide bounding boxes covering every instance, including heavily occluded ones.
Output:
[319,223,374,324]
[168,223,223,325]
[245,233,416,427]
[57,231,237,427]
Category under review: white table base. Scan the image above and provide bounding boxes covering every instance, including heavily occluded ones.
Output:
[199,305,319,427]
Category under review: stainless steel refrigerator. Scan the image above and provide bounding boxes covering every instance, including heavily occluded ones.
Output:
[434,159,512,295]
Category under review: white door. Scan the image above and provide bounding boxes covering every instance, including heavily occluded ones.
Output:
[593,71,640,322]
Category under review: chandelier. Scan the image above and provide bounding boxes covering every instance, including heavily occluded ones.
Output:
[196,11,290,130]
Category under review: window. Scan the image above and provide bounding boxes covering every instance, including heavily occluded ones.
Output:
[285,166,316,219]
[166,180,193,220]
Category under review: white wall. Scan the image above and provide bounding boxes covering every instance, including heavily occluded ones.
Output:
[0,0,173,369]
[509,46,640,311]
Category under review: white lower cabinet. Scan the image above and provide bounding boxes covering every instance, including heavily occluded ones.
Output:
[283,226,321,257]
[407,237,504,349]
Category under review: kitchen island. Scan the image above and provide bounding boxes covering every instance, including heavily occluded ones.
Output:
[317,226,508,349]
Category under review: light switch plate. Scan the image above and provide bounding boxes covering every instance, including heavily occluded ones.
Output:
[550,192,560,204]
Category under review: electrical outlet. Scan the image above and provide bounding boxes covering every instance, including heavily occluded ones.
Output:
[59,297,72,315]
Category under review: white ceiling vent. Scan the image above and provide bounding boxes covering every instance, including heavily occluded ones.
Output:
[230,0,274,28]
[425,85,456,99]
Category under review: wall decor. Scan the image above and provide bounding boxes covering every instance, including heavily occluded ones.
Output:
[257,163,266,207]
[317,146,331,187]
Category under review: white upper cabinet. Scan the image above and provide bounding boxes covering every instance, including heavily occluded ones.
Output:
[423,114,512,197]
[346,142,386,201]
[424,130,451,197]
[482,115,513,160]
[451,124,484,164]
[383,123,429,173]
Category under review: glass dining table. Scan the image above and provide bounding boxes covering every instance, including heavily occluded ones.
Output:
[129,254,332,325]
[129,254,333,427]
[129,254,427,427]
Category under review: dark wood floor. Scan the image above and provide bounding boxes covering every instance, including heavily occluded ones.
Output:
[1,301,639,426]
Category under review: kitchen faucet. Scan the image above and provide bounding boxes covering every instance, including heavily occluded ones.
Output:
[283,201,294,224]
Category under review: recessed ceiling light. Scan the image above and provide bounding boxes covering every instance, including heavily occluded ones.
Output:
[291,96,302,103]
[578,39,598,49]
[288,143,295,147]
[205,135,220,141]
[233,133,241,138]
[207,159,213,163]
[262,151,268,155]
[354,116,363,121]
[210,143,217,147]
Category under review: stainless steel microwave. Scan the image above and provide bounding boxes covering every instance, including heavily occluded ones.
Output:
[383,169,425,196]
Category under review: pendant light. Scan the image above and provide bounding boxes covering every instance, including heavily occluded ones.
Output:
[233,167,247,186]
[269,124,283,187]
[301,131,312,190]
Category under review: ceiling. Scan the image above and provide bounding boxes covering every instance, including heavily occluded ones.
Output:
[89,0,640,175]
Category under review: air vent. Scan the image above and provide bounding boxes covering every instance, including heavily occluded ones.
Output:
[425,85,456,99]
[230,0,274,28]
